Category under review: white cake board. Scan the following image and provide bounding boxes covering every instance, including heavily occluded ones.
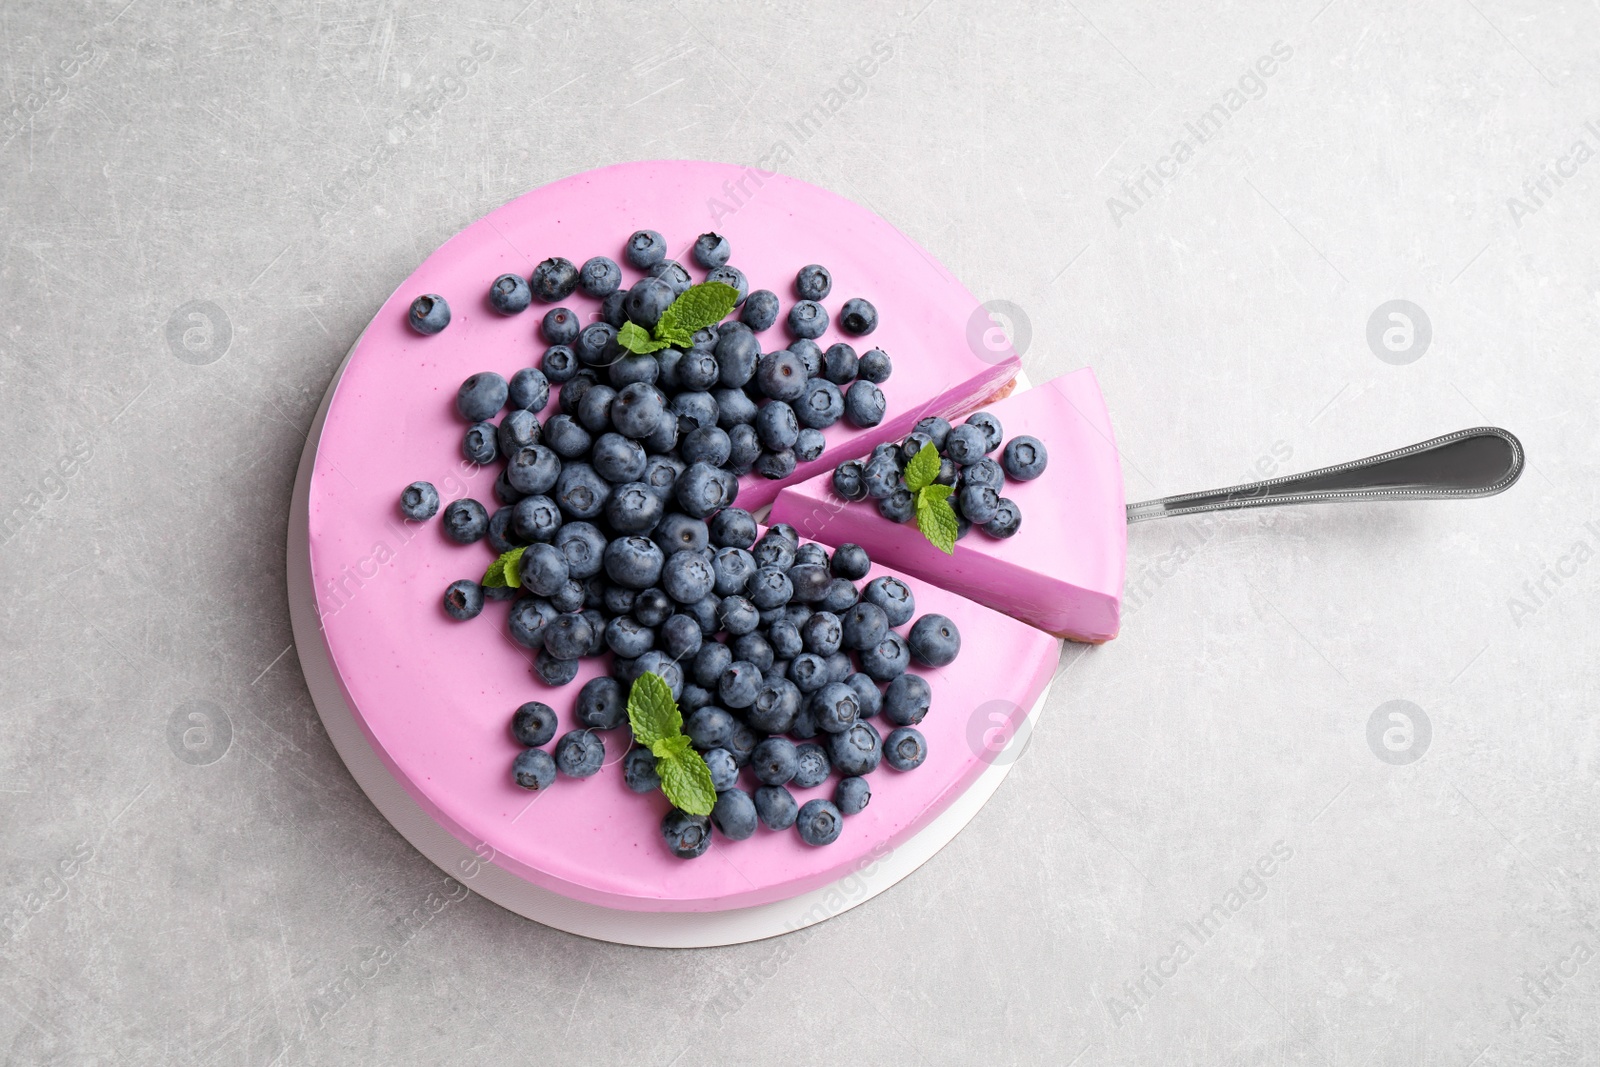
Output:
[287,341,1054,947]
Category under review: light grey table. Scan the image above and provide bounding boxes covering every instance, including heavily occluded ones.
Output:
[3,1,1596,1063]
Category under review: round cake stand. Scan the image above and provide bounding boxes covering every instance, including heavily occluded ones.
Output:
[287,338,1055,947]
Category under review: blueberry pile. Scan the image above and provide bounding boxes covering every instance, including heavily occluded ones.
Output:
[399,231,960,857]
[831,411,1048,541]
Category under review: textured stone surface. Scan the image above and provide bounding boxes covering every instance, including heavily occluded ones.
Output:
[2,1,1597,1063]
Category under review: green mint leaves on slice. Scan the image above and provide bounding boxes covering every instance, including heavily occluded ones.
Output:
[914,482,958,555]
[482,545,526,588]
[617,321,671,355]
[627,671,682,747]
[627,672,715,815]
[903,441,941,493]
[656,281,739,339]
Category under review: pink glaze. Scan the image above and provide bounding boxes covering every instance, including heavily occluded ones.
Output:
[305,161,1054,912]
[770,370,1128,643]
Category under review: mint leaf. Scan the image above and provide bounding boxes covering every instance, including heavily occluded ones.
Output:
[650,734,692,761]
[483,545,526,588]
[657,747,716,816]
[617,321,671,355]
[656,325,695,350]
[915,485,958,555]
[627,672,682,748]
[903,441,941,493]
[656,282,739,339]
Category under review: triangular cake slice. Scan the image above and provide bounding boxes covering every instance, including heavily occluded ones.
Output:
[769,369,1126,642]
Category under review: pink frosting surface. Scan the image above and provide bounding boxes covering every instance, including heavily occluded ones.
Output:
[770,370,1128,642]
[305,161,1055,911]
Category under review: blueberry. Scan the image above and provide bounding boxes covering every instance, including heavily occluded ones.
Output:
[857,347,892,382]
[505,703,556,749]
[558,375,595,419]
[819,342,856,384]
[549,580,586,614]
[441,579,483,621]
[715,329,760,388]
[962,457,1005,492]
[883,673,931,726]
[629,587,671,628]
[859,631,911,682]
[787,564,831,604]
[483,273,530,316]
[957,484,1001,525]
[604,482,664,535]
[748,737,797,786]
[678,592,719,635]
[883,726,927,772]
[460,422,497,466]
[407,294,450,335]
[662,551,716,604]
[661,810,712,859]
[703,748,739,792]
[754,786,799,830]
[456,372,508,422]
[824,462,865,503]
[511,747,556,791]
[496,413,540,461]
[686,705,735,751]
[634,650,685,697]
[529,257,579,302]
[654,513,709,557]
[750,403,798,455]
[659,613,702,660]
[788,338,823,377]
[961,410,1001,451]
[605,615,654,659]
[625,229,666,270]
[863,575,915,626]
[725,423,762,471]
[717,596,760,637]
[795,264,832,301]
[869,482,914,521]
[861,455,901,500]
[600,289,628,328]
[789,653,830,694]
[440,499,488,544]
[575,322,619,367]
[541,345,579,384]
[834,776,871,815]
[1001,434,1048,480]
[649,259,692,297]
[837,603,886,654]
[796,799,842,846]
[590,432,646,484]
[712,788,759,840]
[609,353,660,389]
[710,548,756,597]
[534,308,575,347]
[675,461,734,519]
[554,521,608,579]
[786,300,828,340]
[899,432,935,466]
[844,673,882,719]
[511,543,564,598]
[907,613,961,667]
[801,611,843,656]
[680,684,713,713]
[579,255,622,297]
[754,349,808,402]
[745,675,799,733]
[751,534,796,571]
[732,630,773,671]
[910,417,949,451]
[571,676,624,731]
[944,424,987,465]
[500,448,555,500]
[719,659,762,708]
[543,612,594,661]
[752,449,795,481]
[705,264,748,304]
[618,278,671,331]
[507,597,556,649]
[838,297,877,335]
[795,379,844,429]
[642,455,683,500]
[811,681,860,733]
[577,383,617,433]
[676,350,720,392]
[742,566,789,611]
[603,535,664,590]
[623,747,661,794]
[692,643,735,691]
[540,418,589,464]
[789,744,828,791]
[550,729,603,777]
[693,231,731,269]
[707,508,756,550]
[843,380,885,428]
[549,462,605,520]
[741,289,780,331]
[984,498,1022,538]
[823,545,866,583]
[400,481,440,521]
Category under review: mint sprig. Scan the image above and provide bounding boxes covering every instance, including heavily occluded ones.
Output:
[483,545,526,588]
[627,672,715,816]
[615,281,741,356]
[903,442,958,555]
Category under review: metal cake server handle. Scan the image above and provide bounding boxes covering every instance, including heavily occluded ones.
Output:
[1125,427,1524,524]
